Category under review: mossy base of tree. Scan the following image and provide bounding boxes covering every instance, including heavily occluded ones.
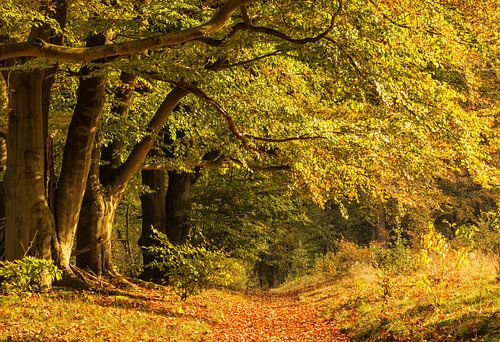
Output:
[54,269,92,290]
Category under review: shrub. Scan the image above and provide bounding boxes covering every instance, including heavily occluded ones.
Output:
[371,239,419,274]
[314,240,371,276]
[145,230,233,300]
[0,256,62,295]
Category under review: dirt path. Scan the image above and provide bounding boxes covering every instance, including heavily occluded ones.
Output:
[199,291,349,341]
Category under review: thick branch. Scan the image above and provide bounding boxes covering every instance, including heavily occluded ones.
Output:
[207,50,282,71]
[110,87,190,192]
[171,81,252,150]
[0,0,253,62]
[196,1,342,47]
[144,158,291,172]
[244,134,327,143]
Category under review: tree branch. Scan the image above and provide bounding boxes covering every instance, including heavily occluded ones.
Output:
[242,0,341,44]
[0,0,254,62]
[171,81,253,150]
[243,134,327,143]
[110,87,190,192]
[143,156,290,172]
[325,37,365,78]
[228,157,291,172]
[207,50,282,71]
[196,1,342,47]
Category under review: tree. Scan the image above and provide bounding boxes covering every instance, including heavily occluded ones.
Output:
[0,0,497,286]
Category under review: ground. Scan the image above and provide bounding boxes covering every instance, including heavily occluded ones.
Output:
[0,286,349,341]
[200,291,348,341]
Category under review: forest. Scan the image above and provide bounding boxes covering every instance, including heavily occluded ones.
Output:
[0,0,498,340]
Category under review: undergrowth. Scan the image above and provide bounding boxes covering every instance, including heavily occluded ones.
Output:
[276,227,500,341]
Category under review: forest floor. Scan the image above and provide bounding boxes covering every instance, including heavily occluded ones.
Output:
[0,286,348,341]
[0,251,498,341]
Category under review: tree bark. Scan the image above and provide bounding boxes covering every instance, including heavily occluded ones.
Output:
[139,169,166,279]
[165,171,199,244]
[54,34,109,271]
[77,87,189,277]
[4,70,57,261]
[0,72,8,114]
[0,0,254,62]
[100,72,137,184]
[76,147,120,276]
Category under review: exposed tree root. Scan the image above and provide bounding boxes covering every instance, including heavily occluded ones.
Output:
[127,277,168,290]
[54,268,92,290]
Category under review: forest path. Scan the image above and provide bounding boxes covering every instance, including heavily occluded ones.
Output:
[194,290,349,341]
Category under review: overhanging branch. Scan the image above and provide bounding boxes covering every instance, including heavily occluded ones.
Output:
[243,134,327,143]
[0,0,254,62]
[196,1,342,47]
[171,81,252,150]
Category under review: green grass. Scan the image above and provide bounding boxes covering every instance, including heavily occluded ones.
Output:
[0,245,498,341]
[275,251,500,341]
[0,288,214,341]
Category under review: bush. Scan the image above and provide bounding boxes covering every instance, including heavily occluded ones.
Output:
[314,240,371,276]
[0,256,62,295]
[145,230,233,300]
[371,239,419,274]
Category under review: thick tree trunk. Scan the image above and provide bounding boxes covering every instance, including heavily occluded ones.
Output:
[76,149,121,276]
[165,171,199,244]
[55,34,109,271]
[75,70,134,276]
[77,87,188,278]
[139,169,166,279]
[0,136,6,259]
[77,191,120,276]
[4,70,57,261]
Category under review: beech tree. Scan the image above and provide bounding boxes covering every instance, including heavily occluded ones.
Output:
[0,0,497,285]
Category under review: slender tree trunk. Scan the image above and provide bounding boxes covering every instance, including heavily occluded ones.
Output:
[0,72,8,114]
[375,210,389,243]
[100,72,136,184]
[139,169,166,279]
[0,135,6,259]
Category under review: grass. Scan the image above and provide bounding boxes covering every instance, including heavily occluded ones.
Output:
[0,287,215,341]
[0,237,498,341]
[275,248,500,341]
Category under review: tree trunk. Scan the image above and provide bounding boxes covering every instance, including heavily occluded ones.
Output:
[77,190,120,276]
[0,136,6,259]
[4,70,57,261]
[55,34,109,271]
[0,72,8,114]
[139,169,166,279]
[374,210,389,243]
[100,72,136,184]
[165,171,199,244]
[77,87,188,277]
[76,148,121,276]
[75,70,134,276]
